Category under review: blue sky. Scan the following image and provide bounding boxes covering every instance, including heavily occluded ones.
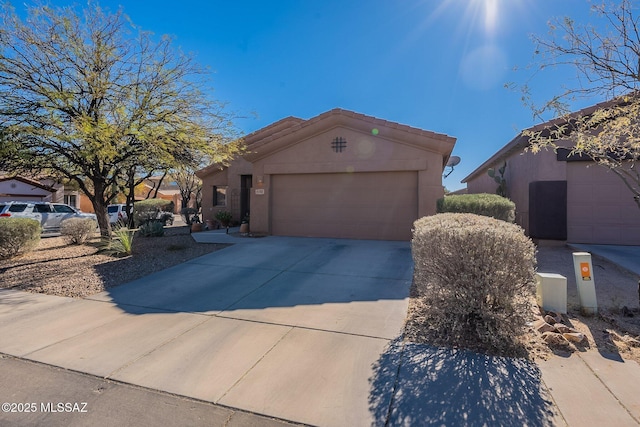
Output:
[37,0,602,189]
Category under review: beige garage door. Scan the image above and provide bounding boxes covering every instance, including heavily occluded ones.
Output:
[567,163,640,244]
[271,172,418,240]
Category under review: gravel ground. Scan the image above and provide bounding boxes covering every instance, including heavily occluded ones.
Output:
[4,231,638,363]
[0,226,227,298]
[406,244,640,363]
[535,244,640,363]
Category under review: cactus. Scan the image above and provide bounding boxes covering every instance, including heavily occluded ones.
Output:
[488,161,507,197]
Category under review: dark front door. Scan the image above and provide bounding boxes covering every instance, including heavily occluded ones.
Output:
[529,180,567,240]
[240,175,252,222]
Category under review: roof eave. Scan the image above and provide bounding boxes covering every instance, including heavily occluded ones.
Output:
[461,95,634,183]
[244,108,456,163]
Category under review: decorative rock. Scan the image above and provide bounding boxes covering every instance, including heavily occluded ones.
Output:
[534,319,556,334]
[553,323,576,334]
[608,330,624,342]
[627,338,640,348]
[544,315,558,325]
[610,331,640,348]
[563,332,586,343]
[542,331,568,345]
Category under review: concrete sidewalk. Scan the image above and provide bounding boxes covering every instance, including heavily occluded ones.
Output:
[536,243,640,426]
[539,352,640,426]
[1,236,640,426]
[569,243,640,276]
[0,237,412,426]
[0,355,299,427]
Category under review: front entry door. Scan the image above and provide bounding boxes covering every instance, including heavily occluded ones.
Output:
[240,175,252,222]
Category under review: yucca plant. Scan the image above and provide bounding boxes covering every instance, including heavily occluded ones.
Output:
[101,226,135,256]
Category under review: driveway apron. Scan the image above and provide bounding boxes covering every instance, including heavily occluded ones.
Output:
[0,236,413,427]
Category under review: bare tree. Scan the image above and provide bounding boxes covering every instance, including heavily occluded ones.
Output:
[0,2,239,235]
[174,166,200,209]
[520,0,640,211]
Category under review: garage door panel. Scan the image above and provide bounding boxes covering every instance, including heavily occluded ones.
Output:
[271,172,417,240]
[567,164,640,244]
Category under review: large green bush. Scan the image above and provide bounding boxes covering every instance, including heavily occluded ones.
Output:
[132,199,174,226]
[410,213,536,356]
[436,193,515,222]
[0,218,41,259]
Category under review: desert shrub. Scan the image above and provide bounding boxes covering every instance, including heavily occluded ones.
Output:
[138,220,165,237]
[133,199,174,226]
[101,226,135,256]
[180,207,198,225]
[436,193,515,222]
[214,210,232,226]
[411,213,536,356]
[0,218,41,259]
[60,217,97,244]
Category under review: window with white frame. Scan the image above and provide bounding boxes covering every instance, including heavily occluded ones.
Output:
[64,194,77,208]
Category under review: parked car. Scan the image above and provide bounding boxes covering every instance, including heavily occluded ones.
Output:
[107,204,129,225]
[0,201,97,234]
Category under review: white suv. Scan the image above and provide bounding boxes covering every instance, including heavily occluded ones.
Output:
[0,201,97,234]
[107,204,129,224]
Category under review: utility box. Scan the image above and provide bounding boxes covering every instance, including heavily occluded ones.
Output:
[536,273,567,314]
[572,252,598,315]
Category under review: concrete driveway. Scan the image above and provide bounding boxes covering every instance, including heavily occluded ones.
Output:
[0,236,413,426]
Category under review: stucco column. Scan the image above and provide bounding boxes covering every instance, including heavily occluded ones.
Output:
[418,165,444,218]
[250,173,270,234]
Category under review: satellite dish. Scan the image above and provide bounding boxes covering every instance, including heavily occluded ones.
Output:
[443,155,461,178]
[446,155,461,168]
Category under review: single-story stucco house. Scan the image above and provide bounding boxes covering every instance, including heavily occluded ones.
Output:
[196,108,457,241]
[0,176,62,203]
[462,100,640,245]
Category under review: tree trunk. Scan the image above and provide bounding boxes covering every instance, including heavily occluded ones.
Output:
[152,171,167,199]
[181,192,190,209]
[94,199,111,238]
[125,167,137,228]
[91,181,112,237]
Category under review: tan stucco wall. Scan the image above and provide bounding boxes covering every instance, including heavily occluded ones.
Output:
[567,162,640,244]
[466,144,640,243]
[199,111,455,239]
[248,125,445,236]
[466,148,566,234]
[200,157,252,224]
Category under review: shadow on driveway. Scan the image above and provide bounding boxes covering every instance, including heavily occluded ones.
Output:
[89,237,413,318]
[369,340,557,426]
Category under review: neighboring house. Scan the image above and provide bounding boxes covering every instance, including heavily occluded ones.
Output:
[76,177,185,214]
[197,108,457,241]
[0,176,63,203]
[462,100,640,245]
[0,174,184,214]
[141,177,190,213]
